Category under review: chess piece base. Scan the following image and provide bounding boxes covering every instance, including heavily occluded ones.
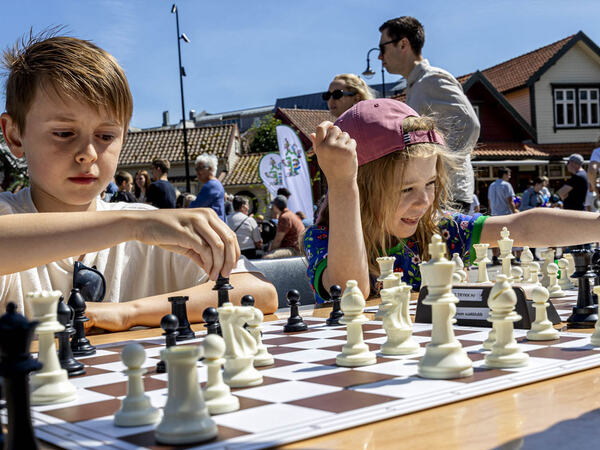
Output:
[381,331,420,355]
[205,389,240,415]
[526,328,560,341]
[155,417,217,445]
[566,306,598,328]
[71,340,96,357]
[418,344,473,379]
[284,321,308,332]
[114,399,160,427]
[63,359,86,377]
[253,349,274,367]
[485,351,529,368]
[223,357,263,388]
[336,349,377,367]
[175,328,195,341]
[30,370,77,405]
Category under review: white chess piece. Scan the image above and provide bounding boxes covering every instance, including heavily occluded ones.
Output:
[485,275,529,368]
[246,306,274,367]
[380,286,419,355]
[29,290,77,405]
[527,286,559,341]
[336,280,377,367]
[511,266,523,283]
[557,258,575,290]
[155,345,217,445]
[590,286,600,346]
[375,256,398,318]
[497,227,514,282]
[520,246,534,284]
[219,302,263,387]
[452,253,467,283]
[565,253,577,287]
[546,263,565,298]
[114,343,160,427]
[540,249,555,288]
[473,243,491,283]
[528,261,541,285]
[202,334,240,415]
[418,234,473,379]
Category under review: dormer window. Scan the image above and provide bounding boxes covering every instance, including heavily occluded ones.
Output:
[554,88,576,127]
[579,88,599,126]
[553,85,600,129]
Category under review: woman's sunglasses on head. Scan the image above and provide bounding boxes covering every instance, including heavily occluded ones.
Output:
[322,89,356,101]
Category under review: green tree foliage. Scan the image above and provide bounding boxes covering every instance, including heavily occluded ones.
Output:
[247,114,282,154]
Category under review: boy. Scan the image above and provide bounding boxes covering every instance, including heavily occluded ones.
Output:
[147,158,177,209]
[111,170,136,203]
[0,33,277,330]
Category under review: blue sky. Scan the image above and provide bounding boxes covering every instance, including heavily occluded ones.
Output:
[1,0,599,129]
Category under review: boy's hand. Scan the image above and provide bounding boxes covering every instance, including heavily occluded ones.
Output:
[136,208,240,280]
[310,121,357,187]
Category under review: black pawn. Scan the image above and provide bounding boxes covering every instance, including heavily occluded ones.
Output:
[241,295,255,307]
[326,285,344,326]
[0,303,42,450]
[168,296,195,341]
[56,296,85,376]
[156,314,179,374]
[202,307,221,336]
[213,274,234,307]
[284,290,308,332]
[567,249,598,328]
[68,288,96,356]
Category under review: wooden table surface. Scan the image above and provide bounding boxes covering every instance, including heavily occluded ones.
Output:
[38,298,600,450]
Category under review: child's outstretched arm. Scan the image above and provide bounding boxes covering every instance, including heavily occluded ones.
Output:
[0,208,239,280]
[310,122,370,298]
[480,208,600,247]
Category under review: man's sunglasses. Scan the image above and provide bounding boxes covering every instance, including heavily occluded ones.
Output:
[379,37,403,55]
[322,90,356,101]
[73,261,106,303]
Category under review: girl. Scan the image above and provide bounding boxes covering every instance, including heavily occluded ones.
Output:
[304,99,600,302]
[134,169,151,203]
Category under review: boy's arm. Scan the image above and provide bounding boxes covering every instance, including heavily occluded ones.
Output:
[480,208,600,248]
[0,208,239,280]
[85,271,278,331]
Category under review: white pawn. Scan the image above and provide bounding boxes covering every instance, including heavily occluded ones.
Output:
[527,286,559,341]
[336,280,377,367]
[473,243,491,283]
[565,253,577,287]
[546,263,565,298]
[590,286,600,346]
[528,261,541,285]
[497,227,514,282]
[520,246,534,283]
[202,334,240,415]
[246,305,274,367]
[380,286,419,355]
[452,253,467,283]
[511,266,523,283]
[540,249,555,288]
[485,275,529,368]
[29,290,77,405]
[114,343,160,427]
[155,345,217,445]
[557,258,575,290]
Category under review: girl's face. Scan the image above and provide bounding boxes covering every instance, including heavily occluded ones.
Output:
[388,155,438,238]
[135,174,146,189]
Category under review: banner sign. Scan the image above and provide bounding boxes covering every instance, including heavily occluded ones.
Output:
[258,153,284,198]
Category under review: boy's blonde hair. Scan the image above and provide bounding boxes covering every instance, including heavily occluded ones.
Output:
[316,115,454,275]
[333,74,375,101]
[2,31,133,133]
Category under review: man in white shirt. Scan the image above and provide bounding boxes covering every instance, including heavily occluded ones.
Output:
[586,136,600,194]
[227,196,263,259]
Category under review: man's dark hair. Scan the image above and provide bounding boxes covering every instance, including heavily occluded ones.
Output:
[152,158,170,174]
[379,16,425,56]
[271,195,287,211]
[532,177,543,185]
[233,195,248,211]
[277,187,291,199]
[114,170,132,186]
[497,167,511,178]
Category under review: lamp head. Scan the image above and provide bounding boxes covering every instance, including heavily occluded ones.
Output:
[171,4,177,13]
[362,67,376,79]
[181,33,190,43]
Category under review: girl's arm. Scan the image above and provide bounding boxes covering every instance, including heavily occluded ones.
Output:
[310,122,370,298]
[480,208,600,247]
[0,208,239,280]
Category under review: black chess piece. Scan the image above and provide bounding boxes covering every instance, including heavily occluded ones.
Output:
[202,307,221,336]
[56,295,85,376]
[567,248,598,328]
[0,303,42,450]
[591,249,600,304]
[213,274,234,307]
[241,295,255,307]
[168,296,195,341]
[284,289,308,332]
[68,288,96,356]
[326,285,344,326]
[156,314,179,374]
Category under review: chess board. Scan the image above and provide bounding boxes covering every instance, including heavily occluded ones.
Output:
[26,315,600,450]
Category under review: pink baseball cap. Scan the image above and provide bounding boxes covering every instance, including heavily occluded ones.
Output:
[334,99,446,166]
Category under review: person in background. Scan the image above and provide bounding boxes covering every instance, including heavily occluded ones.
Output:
[176,192,196,208]
[255,213,276,250]
[224,193,234,216]
[263,195,304,258]
[147,158,177,209]
[488,167,518,264]
[134,169,151,203]
[324,73,375,119]
[586,136,600,195]
[277,187,291,200]
[539,175,551,205]
[189,154,226,221]
[227,196,262,259]
[296,210,313,228]
[104,177,118,202]
[519,177,544,212]
[557,154,588,211]
[111,171,136,203]
[468,193,480,214]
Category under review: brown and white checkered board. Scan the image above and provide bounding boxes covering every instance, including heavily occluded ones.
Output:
[22,316,600,450]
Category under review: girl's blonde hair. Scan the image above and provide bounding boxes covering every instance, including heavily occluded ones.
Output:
[316,115,455,276]
[333,74,376,101]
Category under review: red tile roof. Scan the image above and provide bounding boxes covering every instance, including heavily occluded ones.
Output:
[473,141,597,160]
[277,108,335,141]
[222,153,263,186]
[120,125,236,166]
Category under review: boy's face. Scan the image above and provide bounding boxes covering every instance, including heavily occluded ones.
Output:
[389,155,438,238]
[1,88,124,212]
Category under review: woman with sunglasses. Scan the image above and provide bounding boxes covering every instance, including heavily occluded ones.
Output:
[323,74,375,118]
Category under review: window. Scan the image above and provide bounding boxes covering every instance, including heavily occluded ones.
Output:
[553,86,600,128]
[472,105,480,118]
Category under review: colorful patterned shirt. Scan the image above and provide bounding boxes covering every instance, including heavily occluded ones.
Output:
[303,213,488,303]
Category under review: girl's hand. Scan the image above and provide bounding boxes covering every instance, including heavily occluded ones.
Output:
[311,121,357,187]
[134,208,240,280]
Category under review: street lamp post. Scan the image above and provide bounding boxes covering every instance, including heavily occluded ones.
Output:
[171,4,192,193]
[362,47,386,98]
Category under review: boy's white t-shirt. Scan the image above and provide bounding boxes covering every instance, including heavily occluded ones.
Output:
[0,188,259,317]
